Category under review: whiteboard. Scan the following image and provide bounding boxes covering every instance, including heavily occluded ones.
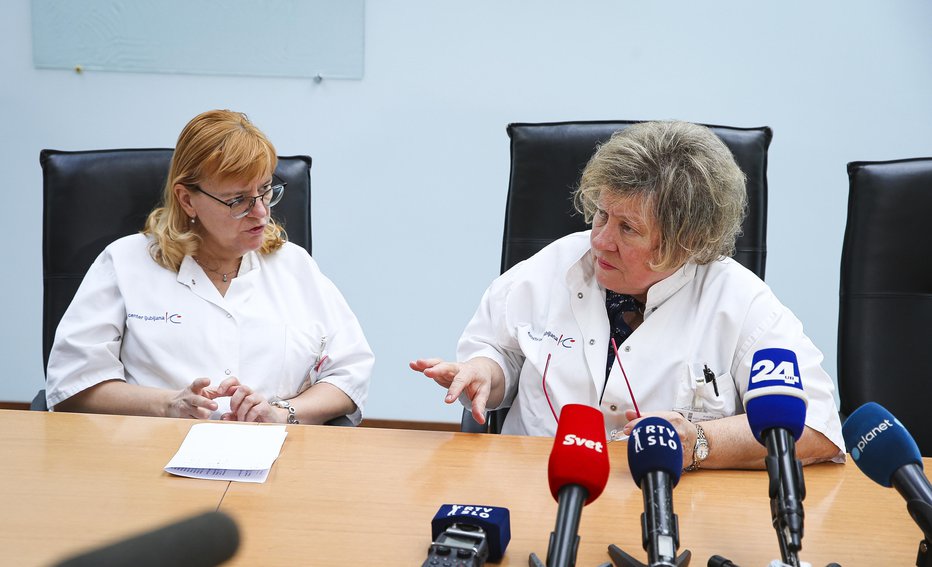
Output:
[32,0,364,79]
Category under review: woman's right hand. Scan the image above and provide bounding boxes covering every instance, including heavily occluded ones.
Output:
[166,377,219,419]
[410,357,502,425]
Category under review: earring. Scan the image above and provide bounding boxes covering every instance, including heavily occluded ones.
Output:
[190,217,196,225]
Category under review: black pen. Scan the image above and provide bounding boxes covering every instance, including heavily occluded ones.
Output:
[703,364,719,397]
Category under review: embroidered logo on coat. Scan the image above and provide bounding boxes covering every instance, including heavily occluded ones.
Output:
[527,329,576,348]
[127,312,183,324]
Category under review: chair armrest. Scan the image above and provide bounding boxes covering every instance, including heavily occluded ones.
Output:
[460,408,490,433]
[30,389,49,411]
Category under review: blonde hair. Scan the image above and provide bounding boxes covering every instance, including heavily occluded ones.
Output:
[574,121,747,271]
[143,109,287,271]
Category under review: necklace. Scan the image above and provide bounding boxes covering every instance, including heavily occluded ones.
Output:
[194,256,241,283]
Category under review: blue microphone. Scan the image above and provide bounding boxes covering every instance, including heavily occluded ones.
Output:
[428,504,511,563]
[608,417,691,567]
[743,348,808,566]
[745,348,808,442]
[628,417,683,489]
[842,403,932,540]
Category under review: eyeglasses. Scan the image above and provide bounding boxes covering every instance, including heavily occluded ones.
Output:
[187,178,286,219]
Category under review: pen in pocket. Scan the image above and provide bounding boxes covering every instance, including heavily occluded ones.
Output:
[314,336,329,372]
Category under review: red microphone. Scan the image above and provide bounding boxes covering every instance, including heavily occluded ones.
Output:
[533,404,610,567]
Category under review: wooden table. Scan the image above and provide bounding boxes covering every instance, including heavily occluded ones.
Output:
[0,410,228,566]
[220,425,923,567]
[1,409,925,566]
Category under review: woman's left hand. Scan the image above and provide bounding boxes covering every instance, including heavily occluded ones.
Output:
[209,377,287,423]
[623,409,696,469]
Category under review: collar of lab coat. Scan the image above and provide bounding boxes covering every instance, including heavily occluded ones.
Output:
[177,250,261,305]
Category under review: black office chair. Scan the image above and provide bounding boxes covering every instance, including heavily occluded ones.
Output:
[461,120,773,433]
[839,158,932,456]
[31,148,318,412]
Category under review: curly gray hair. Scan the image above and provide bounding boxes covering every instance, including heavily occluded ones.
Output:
[574,120,747,271]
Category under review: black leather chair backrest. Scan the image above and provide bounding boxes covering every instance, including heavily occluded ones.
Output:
[839,158,932,456]
[463,121,773,434]
[502,121,772,277]
[40,148,312,372]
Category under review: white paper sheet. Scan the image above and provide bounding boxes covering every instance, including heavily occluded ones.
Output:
[165,423,288,483]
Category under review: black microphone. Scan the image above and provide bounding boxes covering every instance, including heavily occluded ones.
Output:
[52,511,239,567]
[743,348,808,567]
[708,556,843,567]
[529,404,610,567]
[608,416,690,567]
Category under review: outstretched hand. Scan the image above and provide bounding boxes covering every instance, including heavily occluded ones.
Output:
[410,358,497,425]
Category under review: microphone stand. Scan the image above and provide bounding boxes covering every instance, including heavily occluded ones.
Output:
[906,500,932,567]
[607,543,691,567]
[529,485,586,567]
[762,429,805,567]
[606,473,691,567]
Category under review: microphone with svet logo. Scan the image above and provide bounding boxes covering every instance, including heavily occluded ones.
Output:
[529,404,610,567]
[743,348,808,567]
[843,402,932,562]
[425,504,511,565]
[608,416,691,567]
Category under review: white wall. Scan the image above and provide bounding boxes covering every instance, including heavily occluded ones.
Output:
[3,1,932,423]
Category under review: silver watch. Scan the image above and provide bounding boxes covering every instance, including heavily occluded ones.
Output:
[685,423,709,471]
[269,399,299,425]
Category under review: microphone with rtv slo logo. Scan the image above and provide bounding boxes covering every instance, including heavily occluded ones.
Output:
[842,402,932,566]
[607,416,691,567]
[529,404,610,567]
[423,504,511,566]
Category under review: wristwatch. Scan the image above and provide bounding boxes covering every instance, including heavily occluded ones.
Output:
[685,423,709,471]
[269,399,300,425]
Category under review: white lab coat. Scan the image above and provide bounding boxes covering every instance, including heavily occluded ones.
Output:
[457,231,844,456]
[46,234,374,424]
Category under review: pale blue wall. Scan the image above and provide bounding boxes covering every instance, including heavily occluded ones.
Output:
[3,1,932,423]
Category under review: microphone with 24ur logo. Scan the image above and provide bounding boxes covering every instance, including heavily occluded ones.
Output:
[529,404,610,567]
[843,402,932,567]
[422,504,511,567]
[743,348,808,567]
[608,416,691,567]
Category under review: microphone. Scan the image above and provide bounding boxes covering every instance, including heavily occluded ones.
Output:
[707,559,841,567]
[842,402,932,541]
[529,403,610,567]
[608,416,691,567]
[53,511,239,567]
[426,504,511,564]
[743,348,808,567]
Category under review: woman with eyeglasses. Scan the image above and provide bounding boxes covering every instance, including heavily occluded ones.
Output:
[46,109,373,425]
[412,121,843,470]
